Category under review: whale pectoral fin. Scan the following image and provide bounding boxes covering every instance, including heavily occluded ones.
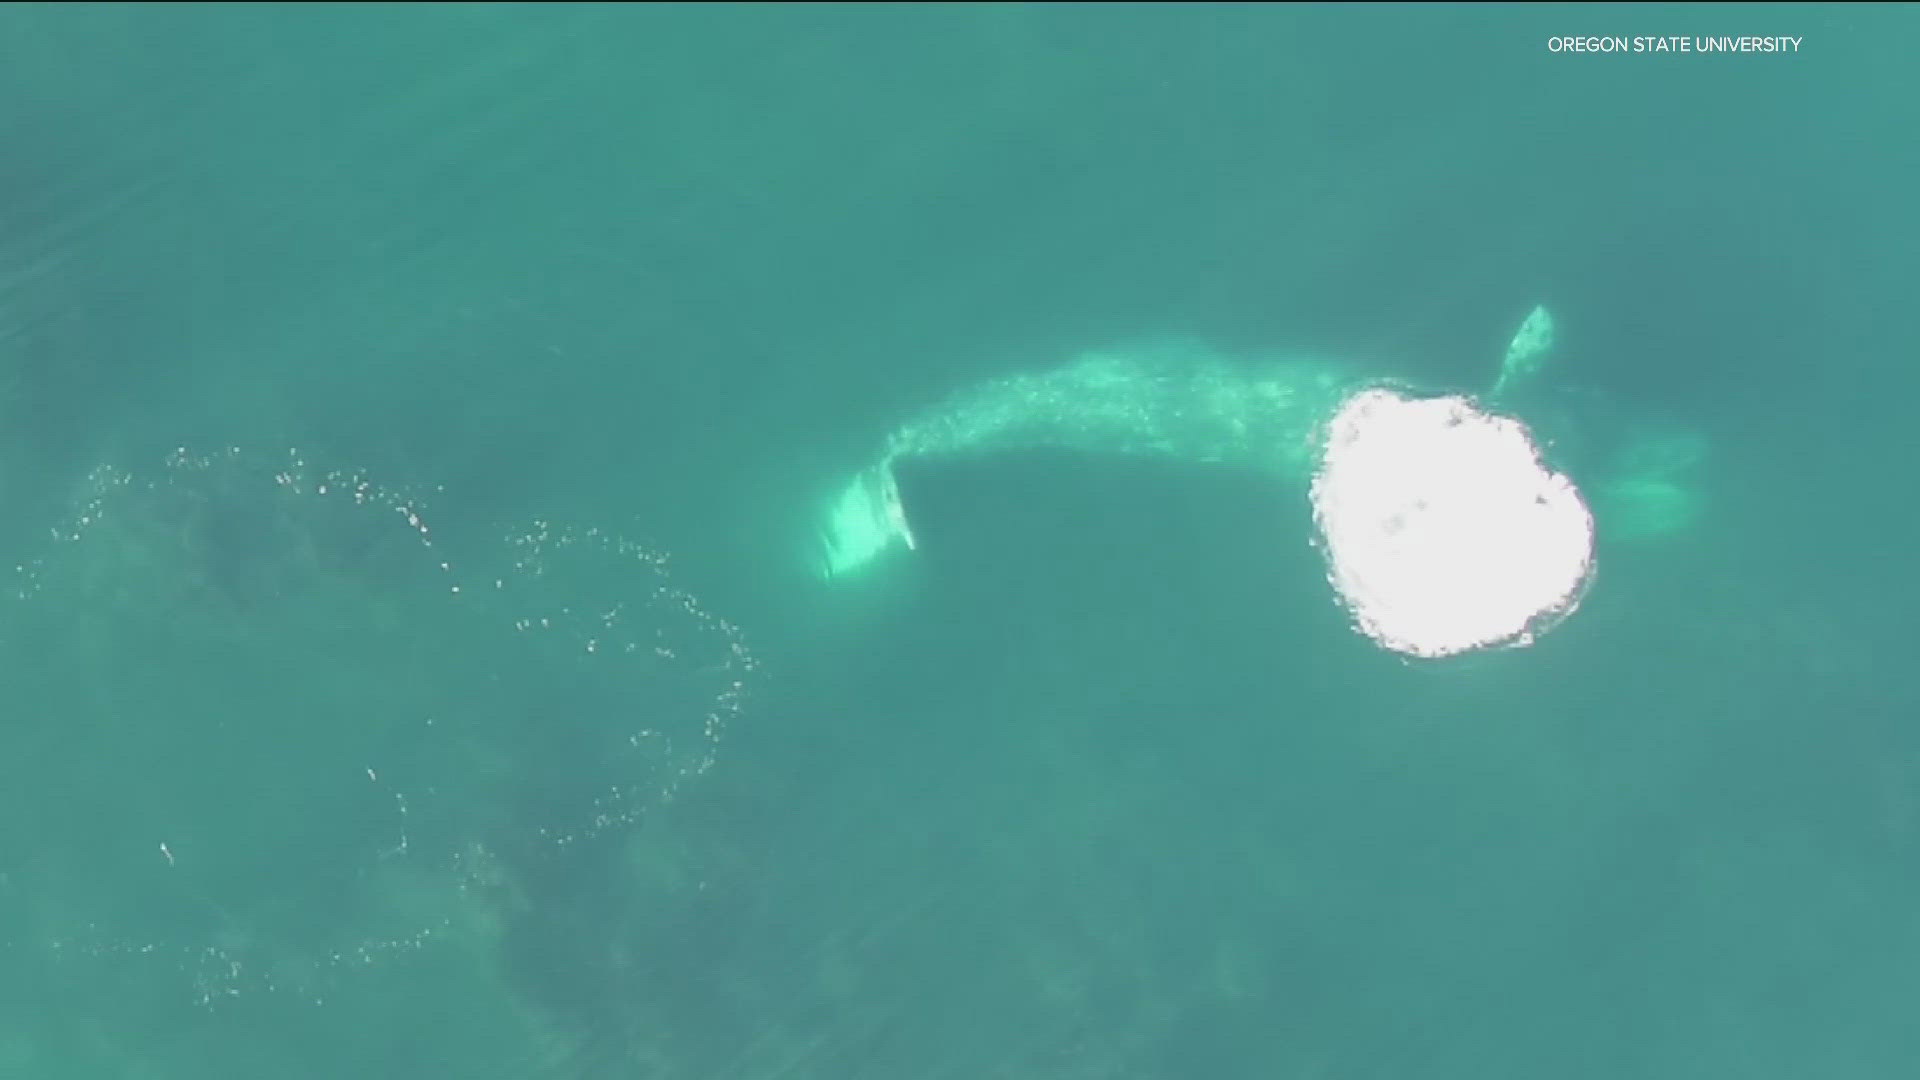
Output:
[1491,304,1556,400]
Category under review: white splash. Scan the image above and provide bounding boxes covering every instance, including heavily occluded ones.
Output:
[1309,388,1595,658]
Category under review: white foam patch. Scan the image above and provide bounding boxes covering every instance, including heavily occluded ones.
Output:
[1310,388,1595,659]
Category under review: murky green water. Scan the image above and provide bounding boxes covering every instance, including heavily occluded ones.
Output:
[2,5,1914,1077]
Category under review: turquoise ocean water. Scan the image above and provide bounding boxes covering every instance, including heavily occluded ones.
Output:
[1,5,1915,1078]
